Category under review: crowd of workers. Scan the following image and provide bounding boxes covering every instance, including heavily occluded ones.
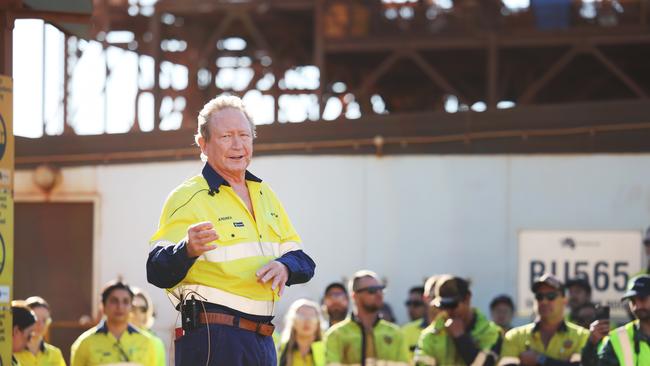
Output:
[9,267,650,366]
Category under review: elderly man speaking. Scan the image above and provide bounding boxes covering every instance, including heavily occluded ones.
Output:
[147,95,316,366]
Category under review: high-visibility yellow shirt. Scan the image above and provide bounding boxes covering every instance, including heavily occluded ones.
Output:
[402,318,427,362]
[150,166,302,315]
[70,322,157,366]
[140,329,165,366]
[415,310,502,366]
[279,341,325,366]
[603,320,650,366]
[14,342,66,366]
[323,315,409,366]
[498,320,589,365]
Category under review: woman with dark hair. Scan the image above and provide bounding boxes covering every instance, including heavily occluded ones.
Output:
[12,302,37,366]
[278,299,324,366]
[14,296,66,366]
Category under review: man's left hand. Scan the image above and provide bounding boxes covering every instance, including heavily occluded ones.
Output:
[256,261,289,296]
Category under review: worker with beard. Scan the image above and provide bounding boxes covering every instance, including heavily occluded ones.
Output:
[323,270,409,365]
[596,275,650,365]
[322,282,349,329]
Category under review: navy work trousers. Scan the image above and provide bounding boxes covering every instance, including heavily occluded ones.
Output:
[175,323,276,366]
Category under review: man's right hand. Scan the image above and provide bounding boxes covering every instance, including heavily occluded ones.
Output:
[519,350,540,366]
[186,221,219,258]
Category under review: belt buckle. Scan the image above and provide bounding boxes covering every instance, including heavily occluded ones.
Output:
[255,322,262,335]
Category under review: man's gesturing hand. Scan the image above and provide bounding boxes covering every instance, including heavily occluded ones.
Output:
[186,221,219,258]
[256,261,289,296]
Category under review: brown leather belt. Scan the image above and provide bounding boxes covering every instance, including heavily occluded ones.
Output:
[198,312,275,337]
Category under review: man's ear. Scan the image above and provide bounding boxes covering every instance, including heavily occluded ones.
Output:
[198,136,206,153]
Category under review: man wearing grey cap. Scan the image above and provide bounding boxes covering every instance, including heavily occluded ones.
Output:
[414,275,502,366]
[498,273,589,366]
[596,275,650,365]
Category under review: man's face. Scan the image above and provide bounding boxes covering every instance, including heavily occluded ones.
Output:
[12,324,34,352]
[490,303,513,329]
[406,291,426,321]
[629,295,650,321]
[103,289,133,325]
[199,108,253,177]
[353,276,384,313]
[444,296,471,320]
[31,306,51,338]
[568,285,590,310]
[324,287,349,321]
[534,284,567,322]
[574,306,597,329]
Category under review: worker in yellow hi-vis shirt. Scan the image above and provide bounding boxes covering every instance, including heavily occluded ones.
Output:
[324,270,409,366]
[12,304,37,366]
[70,280,157,366]
[498,274,589,366]
[146,95,315,366]
[130,288,165,366]
[402,275,444,363]
[414,275,502,366]
[595,275,650,366]
[14,297,66,366]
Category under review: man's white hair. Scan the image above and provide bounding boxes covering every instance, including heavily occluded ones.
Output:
[195,94,257,161]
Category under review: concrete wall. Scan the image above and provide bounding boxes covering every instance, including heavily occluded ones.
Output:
[15,154,650,360]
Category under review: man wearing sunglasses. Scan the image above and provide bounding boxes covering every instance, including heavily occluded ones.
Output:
[414,275,502,366]
[595,275,650,365]
[322,282,349,329]
[324,270,409,366]
[403,276,445,362]
[402,285,429,361]
[498,273,589,366]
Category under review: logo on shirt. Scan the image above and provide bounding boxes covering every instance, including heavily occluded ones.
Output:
[270,212,279,219]
[218,216,233,222]
[383,335,393,345]
[233,222,245,227]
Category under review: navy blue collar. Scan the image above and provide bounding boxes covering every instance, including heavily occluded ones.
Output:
[95,320,139,335]
[202,163,262,194]
[533,319,568,333]
[351,312,381,328]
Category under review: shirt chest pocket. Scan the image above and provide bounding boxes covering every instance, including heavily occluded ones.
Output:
[215,222,250,244]
[266,220,284,242]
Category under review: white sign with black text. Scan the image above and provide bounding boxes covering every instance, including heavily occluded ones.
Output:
[518,230,643,317]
